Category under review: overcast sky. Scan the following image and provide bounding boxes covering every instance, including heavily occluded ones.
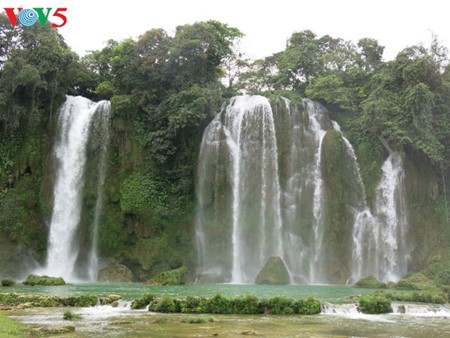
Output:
[5,0,449,61]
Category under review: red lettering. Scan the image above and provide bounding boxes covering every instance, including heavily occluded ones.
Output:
[4,8,23,27]
[51,8,67,28]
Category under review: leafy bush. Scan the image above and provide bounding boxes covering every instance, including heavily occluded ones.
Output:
[1,278,15,287]
[358,294,392,314]
[205,293,232,314]
[180,296,208,313]
[266,297,294,315]
[131,293,156,310]
[143,293,321,315]
[294,297,321,315]
[60,295,98,307]
[150,295,177,313]
[233,294,261,314]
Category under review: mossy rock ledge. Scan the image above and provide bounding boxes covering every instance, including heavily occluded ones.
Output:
[255,256,291,285]
[23,274,66,286]
[97,264,133,282]
[146,267,188,285]
[353,275,386,289]
[395,272,437,290]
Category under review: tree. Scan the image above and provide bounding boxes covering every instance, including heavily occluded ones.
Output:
[168,20,243,89]
[357,38,384,71]
[277,30,323,91]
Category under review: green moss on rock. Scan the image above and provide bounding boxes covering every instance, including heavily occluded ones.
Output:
[395,272,436,290]
[23,274,66,286]
[354,275,386,289]
[255,256,290,285]
[146,267,188,285]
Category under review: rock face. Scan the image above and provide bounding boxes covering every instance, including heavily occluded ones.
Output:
[97,264,133,282]
[255,257,291,285]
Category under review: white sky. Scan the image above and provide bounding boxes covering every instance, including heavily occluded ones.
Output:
[4,0,450,61]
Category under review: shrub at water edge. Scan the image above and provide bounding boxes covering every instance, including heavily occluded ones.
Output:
[358,294,392,314]
[131,293,157,309]
[1,278,15,287]
[145,293,321,315]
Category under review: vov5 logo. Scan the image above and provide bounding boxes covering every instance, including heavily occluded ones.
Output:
[4,7,67,28]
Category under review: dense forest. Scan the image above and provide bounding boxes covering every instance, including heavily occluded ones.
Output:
[0,15,449,281]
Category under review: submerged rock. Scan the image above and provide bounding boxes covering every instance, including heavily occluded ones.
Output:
[97,264,133,282]
[255,257,291,285]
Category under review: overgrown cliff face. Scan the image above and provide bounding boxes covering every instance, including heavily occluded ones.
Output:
[0,121,57,277]
[402,151,449,272]
[320,130,357,283]
[91,96,199,281]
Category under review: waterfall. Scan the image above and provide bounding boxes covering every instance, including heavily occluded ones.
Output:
[87,101,111,281]
[39,96,110,281]
[195,95,410,284]
[304,100,328,283]
[226,96,284,283]
[196,96,332,283]
[350,150,409,282]
[374,151,409,281]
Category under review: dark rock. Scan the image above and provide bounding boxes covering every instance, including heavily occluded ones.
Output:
[97,264,133,282]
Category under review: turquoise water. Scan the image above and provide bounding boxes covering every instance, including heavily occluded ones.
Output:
[2,283,372,303]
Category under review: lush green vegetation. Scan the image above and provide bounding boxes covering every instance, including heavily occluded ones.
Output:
[0,293,99,307]
[136,293,321,315]
[358,293,392,314]
[0,14,449,282]
[0,314,27,337]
